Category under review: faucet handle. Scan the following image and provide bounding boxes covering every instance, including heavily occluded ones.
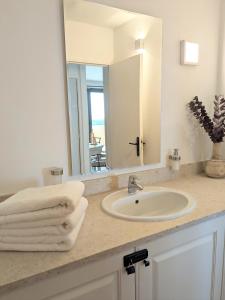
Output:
[128,175,143,194]
[128,175,139,184]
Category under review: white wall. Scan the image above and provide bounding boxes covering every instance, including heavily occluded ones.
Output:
[65,20,114,64]
[0,0,223,193]
[218,0,225,94]
[113,15,155,62]
[0,0,69,194]
[142,19,162,165]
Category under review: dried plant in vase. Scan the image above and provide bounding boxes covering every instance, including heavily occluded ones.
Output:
[188,95,225,178]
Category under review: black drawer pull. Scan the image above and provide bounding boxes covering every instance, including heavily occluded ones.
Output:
[124,249,149,275]
[143,259,150,267]
[125,265,135,275]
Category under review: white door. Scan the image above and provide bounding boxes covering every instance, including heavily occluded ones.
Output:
[137,217,225,300]
[1,249,135,300]
[107,55,143,169]
[67,64,81,175]
[67,64,90,175]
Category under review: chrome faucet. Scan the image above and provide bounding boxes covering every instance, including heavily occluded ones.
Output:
[128,175,143,194]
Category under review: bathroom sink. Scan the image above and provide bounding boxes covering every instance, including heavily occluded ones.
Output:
[101,187,196,221]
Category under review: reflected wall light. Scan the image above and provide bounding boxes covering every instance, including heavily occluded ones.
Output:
[180,40,199,65]
[135,38,145,54]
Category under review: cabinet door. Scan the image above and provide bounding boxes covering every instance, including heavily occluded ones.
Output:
[137,217,225,300]
[1,249,135,300]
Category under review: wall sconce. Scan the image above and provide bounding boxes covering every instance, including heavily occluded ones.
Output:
[180,40,199,65]
[135,38,144,54]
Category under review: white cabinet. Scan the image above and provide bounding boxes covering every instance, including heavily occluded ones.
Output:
[1,249,135,300]
[2,217,225,300]
[137,217,225,300]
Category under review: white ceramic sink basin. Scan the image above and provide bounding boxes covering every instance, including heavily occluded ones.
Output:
[102,187,196,221]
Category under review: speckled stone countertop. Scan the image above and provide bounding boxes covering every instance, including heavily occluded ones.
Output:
[0,174,225,293]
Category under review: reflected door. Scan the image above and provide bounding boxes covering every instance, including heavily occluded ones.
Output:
[67,64,82,175]
[108,55,143,169]
[67,63,90,175]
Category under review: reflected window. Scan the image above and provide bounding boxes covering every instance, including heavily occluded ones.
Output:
[67,63,108,174]
[87,88,105,143]
[87,87,107,172]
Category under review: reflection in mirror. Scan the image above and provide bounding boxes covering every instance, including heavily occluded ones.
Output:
[64,0,162,175]
[67,63,108,174]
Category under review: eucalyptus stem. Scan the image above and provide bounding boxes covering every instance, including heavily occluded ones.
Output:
[189,95,225,143]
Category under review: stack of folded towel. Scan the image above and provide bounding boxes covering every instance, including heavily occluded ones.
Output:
[0,181,87,251]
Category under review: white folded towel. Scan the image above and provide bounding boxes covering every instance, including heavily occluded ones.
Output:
[0,198,88,236]
[0,181,84,216]
[0,214,85,252]
[0,181,84,225]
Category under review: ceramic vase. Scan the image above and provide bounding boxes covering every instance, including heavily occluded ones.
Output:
[205,143,225,178]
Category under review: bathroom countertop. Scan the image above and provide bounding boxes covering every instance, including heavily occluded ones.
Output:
[1,174,225,293]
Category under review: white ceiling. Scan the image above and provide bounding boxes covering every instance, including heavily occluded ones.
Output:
[64,0,138,28]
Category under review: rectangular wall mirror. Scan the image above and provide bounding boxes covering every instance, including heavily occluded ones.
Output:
[63,0,162,175]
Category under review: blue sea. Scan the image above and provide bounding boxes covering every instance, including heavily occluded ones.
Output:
[92,120,104,126]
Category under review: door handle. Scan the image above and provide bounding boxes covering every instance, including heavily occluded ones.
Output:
[129,137,146,156]
[129,137,140,156]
